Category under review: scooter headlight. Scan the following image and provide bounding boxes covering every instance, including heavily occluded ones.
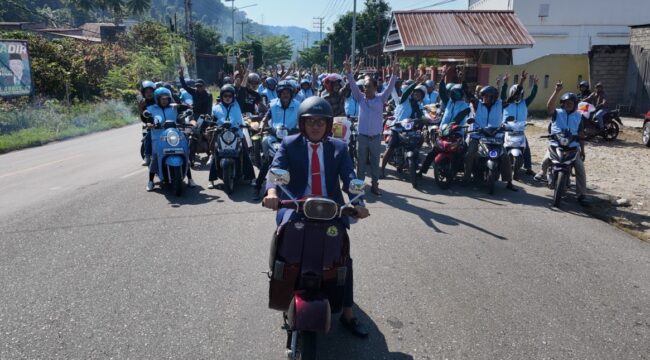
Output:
[558,136,570,147]
[303,198,338,220]
[488,149,499,158]
[221,130,236,144]
[166,132,180,146]
[272,142,281,151]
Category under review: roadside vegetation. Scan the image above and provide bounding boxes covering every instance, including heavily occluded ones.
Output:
[0,100,135,153]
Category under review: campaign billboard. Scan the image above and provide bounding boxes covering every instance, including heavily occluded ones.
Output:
[0,40,33,97]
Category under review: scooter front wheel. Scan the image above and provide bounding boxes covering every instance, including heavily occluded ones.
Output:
[408,157,418,188]
[222,164,235,194]
[300,331,317,360]
[487,168,497,195]
[171,166,183,197]
[602,121,619,141]
[553,171,567,208]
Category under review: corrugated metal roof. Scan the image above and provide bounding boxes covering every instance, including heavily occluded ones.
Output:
[384,10,534,52]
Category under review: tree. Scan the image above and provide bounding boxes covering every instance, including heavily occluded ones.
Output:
[194,23,224,55]
[297,45,328,69]
[69,0,151,24]
[323,0,391,69]
[260,35,293,67]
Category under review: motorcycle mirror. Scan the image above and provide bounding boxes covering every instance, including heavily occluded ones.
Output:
[269,168,290,186]
[466,118,475,125]
[142,110,152,118]
[506,116,515,122]
[348,179,366,195]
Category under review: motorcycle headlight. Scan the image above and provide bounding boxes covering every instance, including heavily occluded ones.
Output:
[221,130,236,144]
[303,198,338,220]
[559,136,570,146]
[166,131,180,146]
[403,122,413,131]
[489,149,499,158]
[272,142,281,150]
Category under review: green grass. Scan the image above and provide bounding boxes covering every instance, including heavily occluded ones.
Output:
[0,100,136,154]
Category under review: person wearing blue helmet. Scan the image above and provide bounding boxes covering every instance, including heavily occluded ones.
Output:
[253,80,301,197]
[261,77,278,105]
[145,88,197,191]
[423,79,439,105]
[138,80,157,166]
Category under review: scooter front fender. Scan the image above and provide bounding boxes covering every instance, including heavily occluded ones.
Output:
[509,148,522,157]
[165,155,184,167]
[487,159,498,170]
[287,293,331,333]
[220,157,234,169]
[406,151,416,158]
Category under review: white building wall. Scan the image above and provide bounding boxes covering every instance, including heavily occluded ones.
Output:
[469,0,650,64]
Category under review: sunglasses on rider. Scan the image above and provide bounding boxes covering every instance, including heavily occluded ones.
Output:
[305,118,327,127]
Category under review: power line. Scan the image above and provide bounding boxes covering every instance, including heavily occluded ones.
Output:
[313,17,324,41]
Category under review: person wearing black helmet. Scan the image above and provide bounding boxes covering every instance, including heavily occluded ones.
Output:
[178,68,213,120]
[207,84,256,189]
[535,81,587,203]
[262,96,370,338]
[577,80,591,102]
[138,80,157,166]
[236,54,264,114]
[466,85,517,190]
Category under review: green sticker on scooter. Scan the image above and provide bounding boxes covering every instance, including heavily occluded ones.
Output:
[326,226,338,237]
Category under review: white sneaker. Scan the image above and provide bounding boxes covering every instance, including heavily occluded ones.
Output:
[207,182,215,189]
[146,181,154,191]
[207,155,213,166]
[188,179,197,188]
[141,159,147,166]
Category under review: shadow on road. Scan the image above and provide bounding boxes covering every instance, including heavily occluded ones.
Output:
[375,189,508,240]
[316,306,413,360]
[160,185,224,206]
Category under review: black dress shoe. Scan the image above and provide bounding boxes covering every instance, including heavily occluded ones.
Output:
[339,315,369,338]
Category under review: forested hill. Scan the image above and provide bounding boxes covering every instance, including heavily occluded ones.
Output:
[2,0,321,50]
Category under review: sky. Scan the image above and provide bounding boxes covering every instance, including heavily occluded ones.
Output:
[233,0,469,31]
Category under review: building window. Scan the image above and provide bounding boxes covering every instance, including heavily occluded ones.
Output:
[514,74,519,84]
[539,4,550,18]
[544,75,549,89]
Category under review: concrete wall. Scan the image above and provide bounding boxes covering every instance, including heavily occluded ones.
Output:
[625,26,650,114]
[589,45,630,108]
[487,54,589,112]
[469,0,648,64]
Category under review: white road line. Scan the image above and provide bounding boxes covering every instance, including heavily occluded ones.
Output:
[120,168,147,179]
[0,155,82,180]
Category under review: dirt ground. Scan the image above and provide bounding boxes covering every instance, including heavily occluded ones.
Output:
[525,117,650,241]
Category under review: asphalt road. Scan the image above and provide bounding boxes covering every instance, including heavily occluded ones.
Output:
[1,124,649,359]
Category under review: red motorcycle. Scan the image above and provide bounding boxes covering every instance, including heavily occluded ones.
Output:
[432,122,470,189]
[265,169,365,360]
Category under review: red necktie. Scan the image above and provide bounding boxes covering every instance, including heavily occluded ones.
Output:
[310,143,322,196]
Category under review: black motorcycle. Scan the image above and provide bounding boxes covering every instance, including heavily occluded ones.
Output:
[469,125,507,195]
[540,131,581,208]
[388,118,425,188]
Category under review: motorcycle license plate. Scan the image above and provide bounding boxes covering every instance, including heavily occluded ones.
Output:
[163,148,184,154]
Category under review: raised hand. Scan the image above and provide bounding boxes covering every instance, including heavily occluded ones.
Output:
[532,75,539,85]
[555,80,563,91]
[343,55,352,74]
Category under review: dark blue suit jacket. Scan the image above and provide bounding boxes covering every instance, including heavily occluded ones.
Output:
[266,134,359,226]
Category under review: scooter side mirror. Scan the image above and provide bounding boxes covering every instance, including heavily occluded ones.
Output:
[348,179,366,195]
[466,118,475,125]
[269,168,290,186]
[142,110,152,118]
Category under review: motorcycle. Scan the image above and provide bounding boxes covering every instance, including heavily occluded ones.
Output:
[211,120,245,194]
[254,124,296,193]
[331,116,358,168]
[641,111,650,147]
[266,168,365,360]
[431,121,469,189]
[188,114,216,167]
[388,118,425,188]
[423,103,442,148]
[540,131,581,208]
[552,102,623,141]
[503,116,527,180]
[145,111,191,197]
[468,125,507,195]
[245,114,264,168]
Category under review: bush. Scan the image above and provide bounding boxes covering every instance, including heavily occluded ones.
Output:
[0,100,136,153]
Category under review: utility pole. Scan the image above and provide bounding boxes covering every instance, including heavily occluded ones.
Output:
[225,0,235,44]
[313,17,324,41]
[237,19,251,41]
[184,0,197,78]
[351,0,357,68]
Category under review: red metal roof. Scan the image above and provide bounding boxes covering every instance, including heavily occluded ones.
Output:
[384,10,534,52]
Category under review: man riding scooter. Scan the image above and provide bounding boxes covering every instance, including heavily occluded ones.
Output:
[582,82,608,130]
[263,96,370,339]
[253,80,301,199]
[138,80,156,166]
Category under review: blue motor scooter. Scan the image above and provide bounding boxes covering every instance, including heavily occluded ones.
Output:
[146,111,192,196]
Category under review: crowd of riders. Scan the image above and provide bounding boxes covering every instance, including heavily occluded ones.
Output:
[137,54,600,205]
